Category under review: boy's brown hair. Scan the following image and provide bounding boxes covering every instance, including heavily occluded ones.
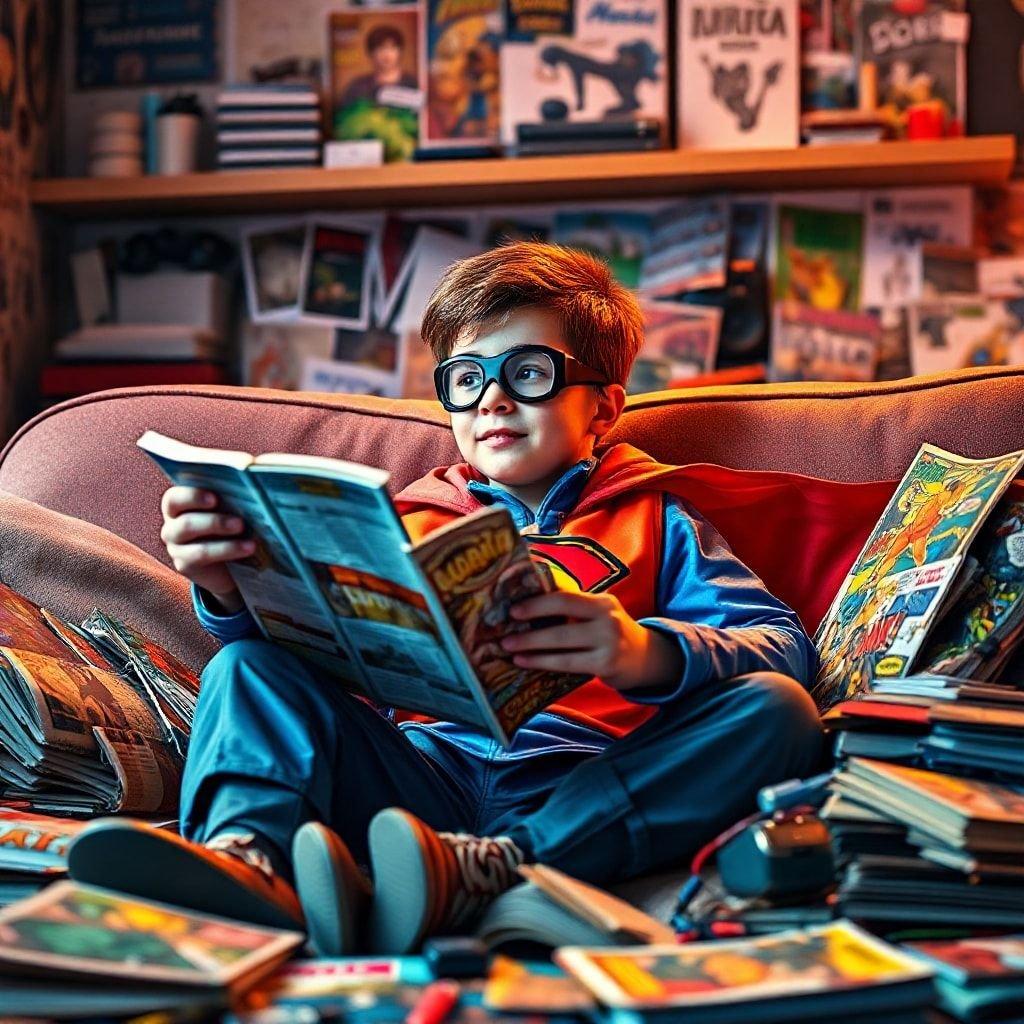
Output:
[421,241,644,386]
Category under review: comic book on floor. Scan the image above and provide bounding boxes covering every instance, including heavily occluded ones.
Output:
[811,444,1024,712]
[137,431,589,746]
[0,881,302,1018]
[0,582,197,816]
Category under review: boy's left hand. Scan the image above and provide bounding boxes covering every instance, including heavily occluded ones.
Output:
[503,591,685,693]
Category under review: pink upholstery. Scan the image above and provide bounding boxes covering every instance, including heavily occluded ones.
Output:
[3,366,1023,570]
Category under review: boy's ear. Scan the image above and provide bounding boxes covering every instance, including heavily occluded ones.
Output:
[590,384,626,440]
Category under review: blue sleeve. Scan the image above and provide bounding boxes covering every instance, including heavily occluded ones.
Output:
[627,494,818,704]
[191,583,260,645]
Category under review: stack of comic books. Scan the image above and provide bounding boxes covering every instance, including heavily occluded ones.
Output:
[829,758,1024,927]
[0,581,198,816]
[554,921,936,1024]
[216,84,323,170]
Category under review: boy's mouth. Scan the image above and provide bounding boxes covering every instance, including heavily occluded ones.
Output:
[477,428,527,449]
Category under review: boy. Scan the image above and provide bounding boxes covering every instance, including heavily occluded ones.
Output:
[69,243,823,953]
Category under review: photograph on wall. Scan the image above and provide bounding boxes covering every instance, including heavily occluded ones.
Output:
[329,6,422,164]
[76,0,218,88]
[299,221,375,330]
[241,221,307,323]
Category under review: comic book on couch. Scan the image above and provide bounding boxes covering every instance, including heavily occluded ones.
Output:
[812,443,1024,712]
[138,430,589,746]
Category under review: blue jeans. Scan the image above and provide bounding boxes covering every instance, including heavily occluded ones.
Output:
[180,639,823,884]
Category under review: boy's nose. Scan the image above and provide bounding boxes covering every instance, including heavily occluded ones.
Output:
[477,380,514,414]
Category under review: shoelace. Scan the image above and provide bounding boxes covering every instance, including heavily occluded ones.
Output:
[205,832,277,885]
[439,831,524,928]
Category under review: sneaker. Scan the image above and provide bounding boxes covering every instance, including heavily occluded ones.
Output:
[67,818,304,931]
[366,808,524,953]
[291,821,373,956]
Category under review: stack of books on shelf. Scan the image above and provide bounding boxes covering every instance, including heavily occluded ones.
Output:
[216,84,323,171]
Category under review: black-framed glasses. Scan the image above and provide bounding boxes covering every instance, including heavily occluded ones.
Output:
[434,344,610,412]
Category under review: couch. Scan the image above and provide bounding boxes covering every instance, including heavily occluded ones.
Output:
[1,365,1022,917]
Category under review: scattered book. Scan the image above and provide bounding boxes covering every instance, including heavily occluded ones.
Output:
[0,881,302,1018]
[136,431,589,746]
[555,921,936,1024]
[905,935,1024,1023]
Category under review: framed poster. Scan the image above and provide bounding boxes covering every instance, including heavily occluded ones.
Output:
[76,1,219,88]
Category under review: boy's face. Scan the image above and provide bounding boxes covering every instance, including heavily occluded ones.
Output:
[447,307,623,505]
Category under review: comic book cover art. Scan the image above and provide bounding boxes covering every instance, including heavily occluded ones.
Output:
[0,810,85,872]
[800,0,832,51]
[0,881,301,984]
[905,936,1024,983]
[679,0,800,150]
[555,922,933,1008]
[907,298,1024,377]
[300,222,374,329]
[552,210,651,289]
[0,582,83,662]
[500,0,667,147]
[918,496,1024,679]
[628,299,721,392]
[855,0,968,137]
[413,506,587,736]
[770,304,880,382]
[422,0,504,148]
[775,205,864,312]
[329,7,421,163]
[811,445,1024,711]
[639,196,730,297]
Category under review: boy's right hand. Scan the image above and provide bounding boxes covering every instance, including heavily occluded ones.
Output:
[160,486,255,615]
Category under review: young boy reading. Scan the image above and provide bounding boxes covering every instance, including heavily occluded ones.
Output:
[68,243,823,953]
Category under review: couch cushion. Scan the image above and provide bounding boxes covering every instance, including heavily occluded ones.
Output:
[0,489,217,672]
[2,367,1023,566]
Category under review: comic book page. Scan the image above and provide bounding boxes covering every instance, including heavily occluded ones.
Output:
[812,445,1024,711]
[249,459,492,730]
[412,506,588,739]
[0,809,85,872]
[136,432,359,686]
[770,303,880,382]
[918,495,1024,679]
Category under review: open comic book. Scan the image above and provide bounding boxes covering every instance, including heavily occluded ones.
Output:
[0,582,198,816]
[812,444,1024,711]
[137,431,588,746]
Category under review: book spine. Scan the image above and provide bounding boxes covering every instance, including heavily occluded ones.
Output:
[517,118,663,142]
[514,136,662,156]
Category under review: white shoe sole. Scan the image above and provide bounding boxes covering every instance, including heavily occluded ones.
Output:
[366,809,432,954]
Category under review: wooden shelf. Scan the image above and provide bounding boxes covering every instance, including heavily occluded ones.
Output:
[30,136,1016,218]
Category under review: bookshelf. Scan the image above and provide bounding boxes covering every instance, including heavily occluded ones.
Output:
[30,136,1016,219]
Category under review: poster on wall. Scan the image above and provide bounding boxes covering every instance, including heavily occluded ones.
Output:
[76,0,219,89]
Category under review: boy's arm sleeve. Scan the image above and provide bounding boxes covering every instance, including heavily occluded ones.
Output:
[628,495,818,704]
[191,583,260,645]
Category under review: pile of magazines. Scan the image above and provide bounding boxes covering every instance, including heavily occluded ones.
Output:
[0,582,199,818]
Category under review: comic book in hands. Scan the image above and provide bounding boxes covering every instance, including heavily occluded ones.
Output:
[554,921,935,1024]
[137,431,588,746]
[0,881,302,1018]
[811,444,1024,712]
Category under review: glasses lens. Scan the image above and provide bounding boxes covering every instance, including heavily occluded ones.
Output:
[442,359,485,408]
[505,350,556,399]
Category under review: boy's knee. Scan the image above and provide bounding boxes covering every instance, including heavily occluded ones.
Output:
[203,638,277,680]
[734,672,823,744]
